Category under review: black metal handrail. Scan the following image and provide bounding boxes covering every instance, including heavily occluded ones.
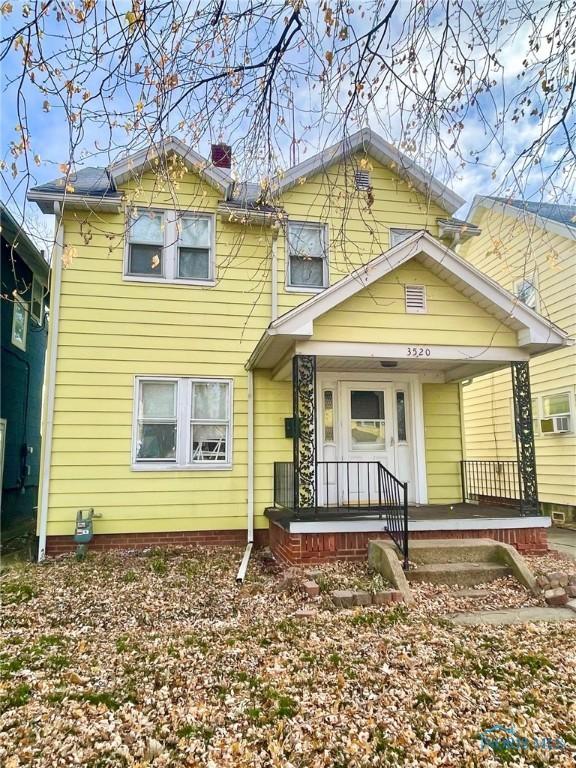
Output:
[273,460,409,568]
[461,459,535,514]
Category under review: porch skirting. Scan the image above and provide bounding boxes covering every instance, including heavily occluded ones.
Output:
[268,520,548,565]
[45,529,270,556]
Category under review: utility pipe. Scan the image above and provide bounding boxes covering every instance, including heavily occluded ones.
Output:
[37,202,63,561]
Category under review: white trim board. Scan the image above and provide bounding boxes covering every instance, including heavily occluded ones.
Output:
[109,136,232,194]
[270,127,464,214]
[287,515,551,534]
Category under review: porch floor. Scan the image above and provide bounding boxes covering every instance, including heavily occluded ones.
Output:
[265,503,551,533]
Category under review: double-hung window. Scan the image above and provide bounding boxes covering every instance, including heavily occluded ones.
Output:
[128,210,165,277]
[177,214,212,280]
[133,377,232,468]
[540,392,572,434]
[287,221,328,290]
[126,209,215,284]
[511,391,574,436]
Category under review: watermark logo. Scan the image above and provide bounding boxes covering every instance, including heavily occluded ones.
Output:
[479,725,566,753]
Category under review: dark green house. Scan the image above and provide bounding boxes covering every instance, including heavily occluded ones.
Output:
[1,204,50,550]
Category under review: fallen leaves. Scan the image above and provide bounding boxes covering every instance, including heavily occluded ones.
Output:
[0,547,575,766]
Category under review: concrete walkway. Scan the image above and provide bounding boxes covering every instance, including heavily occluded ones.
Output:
[450,605,576,626]
[547,526,576,560]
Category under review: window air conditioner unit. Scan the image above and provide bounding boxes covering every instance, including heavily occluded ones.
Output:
[541,416,570,434]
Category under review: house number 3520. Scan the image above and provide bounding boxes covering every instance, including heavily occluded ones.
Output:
[407,347,431,357]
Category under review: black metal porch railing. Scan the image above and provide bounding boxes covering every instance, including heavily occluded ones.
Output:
[461,459,538,515]
[273,460,409,568]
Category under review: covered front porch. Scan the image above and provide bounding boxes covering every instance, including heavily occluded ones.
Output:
[265,501,550,566]
[247,232,568,565]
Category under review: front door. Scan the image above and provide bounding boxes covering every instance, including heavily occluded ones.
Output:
[340,383,395,505]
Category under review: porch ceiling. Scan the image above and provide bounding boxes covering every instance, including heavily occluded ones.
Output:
[268,345,530,382]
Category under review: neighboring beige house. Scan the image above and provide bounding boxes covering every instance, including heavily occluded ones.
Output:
[460,197,576,521]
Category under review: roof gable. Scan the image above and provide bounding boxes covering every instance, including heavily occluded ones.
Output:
[270,128,464,214]
[258,231,566,351]
[109,136,232,195]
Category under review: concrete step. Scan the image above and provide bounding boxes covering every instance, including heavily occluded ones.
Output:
[407,562,511,587]
[406,538,501,565]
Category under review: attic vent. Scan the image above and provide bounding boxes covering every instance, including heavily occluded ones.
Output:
[354,170,371,191]
[405,285,427,314]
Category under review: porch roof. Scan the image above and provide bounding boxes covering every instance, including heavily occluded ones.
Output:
[246,231,569,380]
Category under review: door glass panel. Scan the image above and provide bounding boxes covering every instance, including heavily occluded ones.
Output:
[350,390,385,450]
[396,391,407,442]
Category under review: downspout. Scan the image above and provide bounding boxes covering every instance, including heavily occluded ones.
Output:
[37,202,63,561]
[236,367,254,583]
[237,228,278,583]
[271,228,279,322]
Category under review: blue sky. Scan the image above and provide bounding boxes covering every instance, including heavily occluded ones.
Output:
[1,0,574,245]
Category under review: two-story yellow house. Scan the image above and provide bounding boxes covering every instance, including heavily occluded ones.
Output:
[28,130,569,568]
[459,196,576,523]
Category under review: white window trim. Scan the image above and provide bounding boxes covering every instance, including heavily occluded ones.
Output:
[123,208,217,287]
[30,275,44,324]
[11,296,28,351]
[131,376,233,470]
[285,220,329,292]
[514,274,538,311]
[510,388,575,438]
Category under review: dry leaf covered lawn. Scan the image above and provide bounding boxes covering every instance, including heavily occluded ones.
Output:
[1,547,575,767]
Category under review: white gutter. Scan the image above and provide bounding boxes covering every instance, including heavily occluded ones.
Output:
[37,202,64,561]
[236,367,255,583]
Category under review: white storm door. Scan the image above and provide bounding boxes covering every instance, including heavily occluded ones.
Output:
[339,383,395,505]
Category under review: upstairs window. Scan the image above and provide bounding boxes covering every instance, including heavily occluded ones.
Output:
[178,215,213,280]
[287,221,328,290]
[514,277,537,309]
[125,209,215,284]
[128,211,165,276]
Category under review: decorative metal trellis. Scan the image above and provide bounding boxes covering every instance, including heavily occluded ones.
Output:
[292,354,317,510]
[511,361,539,515]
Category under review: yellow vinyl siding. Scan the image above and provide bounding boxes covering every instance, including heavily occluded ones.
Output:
[312,259,518,347]
[44,168,274,537]
[277,154,447,313]
[423,383,463,503]
[253,371,292,529]
[460,205,576,508]
[46,149,517,537]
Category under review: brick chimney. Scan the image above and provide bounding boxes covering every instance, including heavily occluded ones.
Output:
[211,143,232,169]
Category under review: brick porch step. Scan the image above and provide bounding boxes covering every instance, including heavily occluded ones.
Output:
[407,562,511,587]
